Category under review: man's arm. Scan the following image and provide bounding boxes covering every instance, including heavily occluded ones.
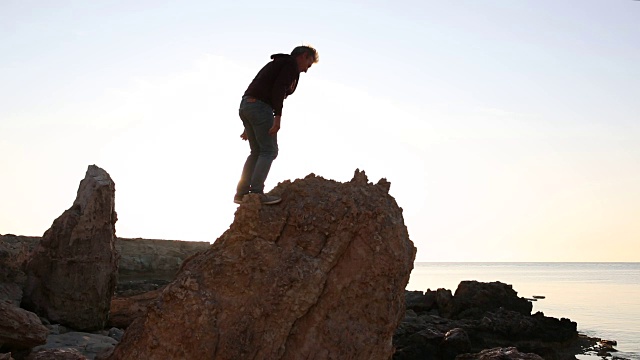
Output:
[269,115,281,136]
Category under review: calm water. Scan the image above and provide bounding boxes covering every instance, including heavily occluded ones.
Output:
[406,262,640,359]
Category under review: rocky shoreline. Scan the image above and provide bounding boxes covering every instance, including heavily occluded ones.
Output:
[0,166,625,359]
[1,233,621,360]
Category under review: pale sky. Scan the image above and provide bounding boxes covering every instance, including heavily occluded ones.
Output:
[1,1,639,262]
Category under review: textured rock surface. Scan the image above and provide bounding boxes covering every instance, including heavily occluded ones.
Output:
[109,170,416,360]
[116,238,209,278]
[21,165,119,331]
[456,347,545,360]
[25,348,88,360]
[0,302,48,349]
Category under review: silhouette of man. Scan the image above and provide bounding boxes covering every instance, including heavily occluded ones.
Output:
[234,46,319,205]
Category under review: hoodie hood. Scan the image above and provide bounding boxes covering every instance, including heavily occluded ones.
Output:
[270,53,292,60]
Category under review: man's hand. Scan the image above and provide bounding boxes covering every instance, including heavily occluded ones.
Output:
[240,130,248,141]
[269,115,281,136]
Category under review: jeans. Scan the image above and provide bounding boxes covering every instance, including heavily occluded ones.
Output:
[236,97,279,196]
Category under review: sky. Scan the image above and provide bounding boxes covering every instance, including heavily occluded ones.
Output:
[1,0,639,262]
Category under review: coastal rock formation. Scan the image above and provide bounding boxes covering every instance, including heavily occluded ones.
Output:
[21,165,119,331]
[116,238,209,278]
[0,301,48,349]
[108,171,416,360]
[394,281,579,360]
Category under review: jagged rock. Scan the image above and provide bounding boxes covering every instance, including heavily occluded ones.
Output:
[107,288,163,329]
[25,348,87,360]
[455,347,544,360]
[22,165,119,331]
[0,302,48,349]
[443,281,532,319]
[436,288,453,312]
[108,170,416,360]
[0,353,14,360]
[30,332,117,360]
[406,290,436,313]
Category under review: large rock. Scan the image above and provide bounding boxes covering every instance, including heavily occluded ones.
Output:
[0,302,48,349]
[22,165,119,331]
[108,170,416,360]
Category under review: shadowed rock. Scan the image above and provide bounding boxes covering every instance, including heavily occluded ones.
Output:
[394,281,580,360]
[22,165,118,331]
[108,170,416,360]
[0,302,48,349]
[443,281,533,319]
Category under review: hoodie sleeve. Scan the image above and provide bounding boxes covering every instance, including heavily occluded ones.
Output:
[270,62,298,116]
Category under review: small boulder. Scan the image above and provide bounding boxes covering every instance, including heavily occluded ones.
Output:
[0,302,48,349]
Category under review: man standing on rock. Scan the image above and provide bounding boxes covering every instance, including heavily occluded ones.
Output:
[234,45,319,205]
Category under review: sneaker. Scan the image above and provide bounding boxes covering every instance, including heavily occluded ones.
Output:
[233,194,246,204]
[259,193,282,205]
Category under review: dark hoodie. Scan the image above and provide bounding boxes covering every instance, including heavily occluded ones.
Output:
[243,54,299,116]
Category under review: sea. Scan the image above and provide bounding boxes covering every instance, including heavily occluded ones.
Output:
[406,262,640,360]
